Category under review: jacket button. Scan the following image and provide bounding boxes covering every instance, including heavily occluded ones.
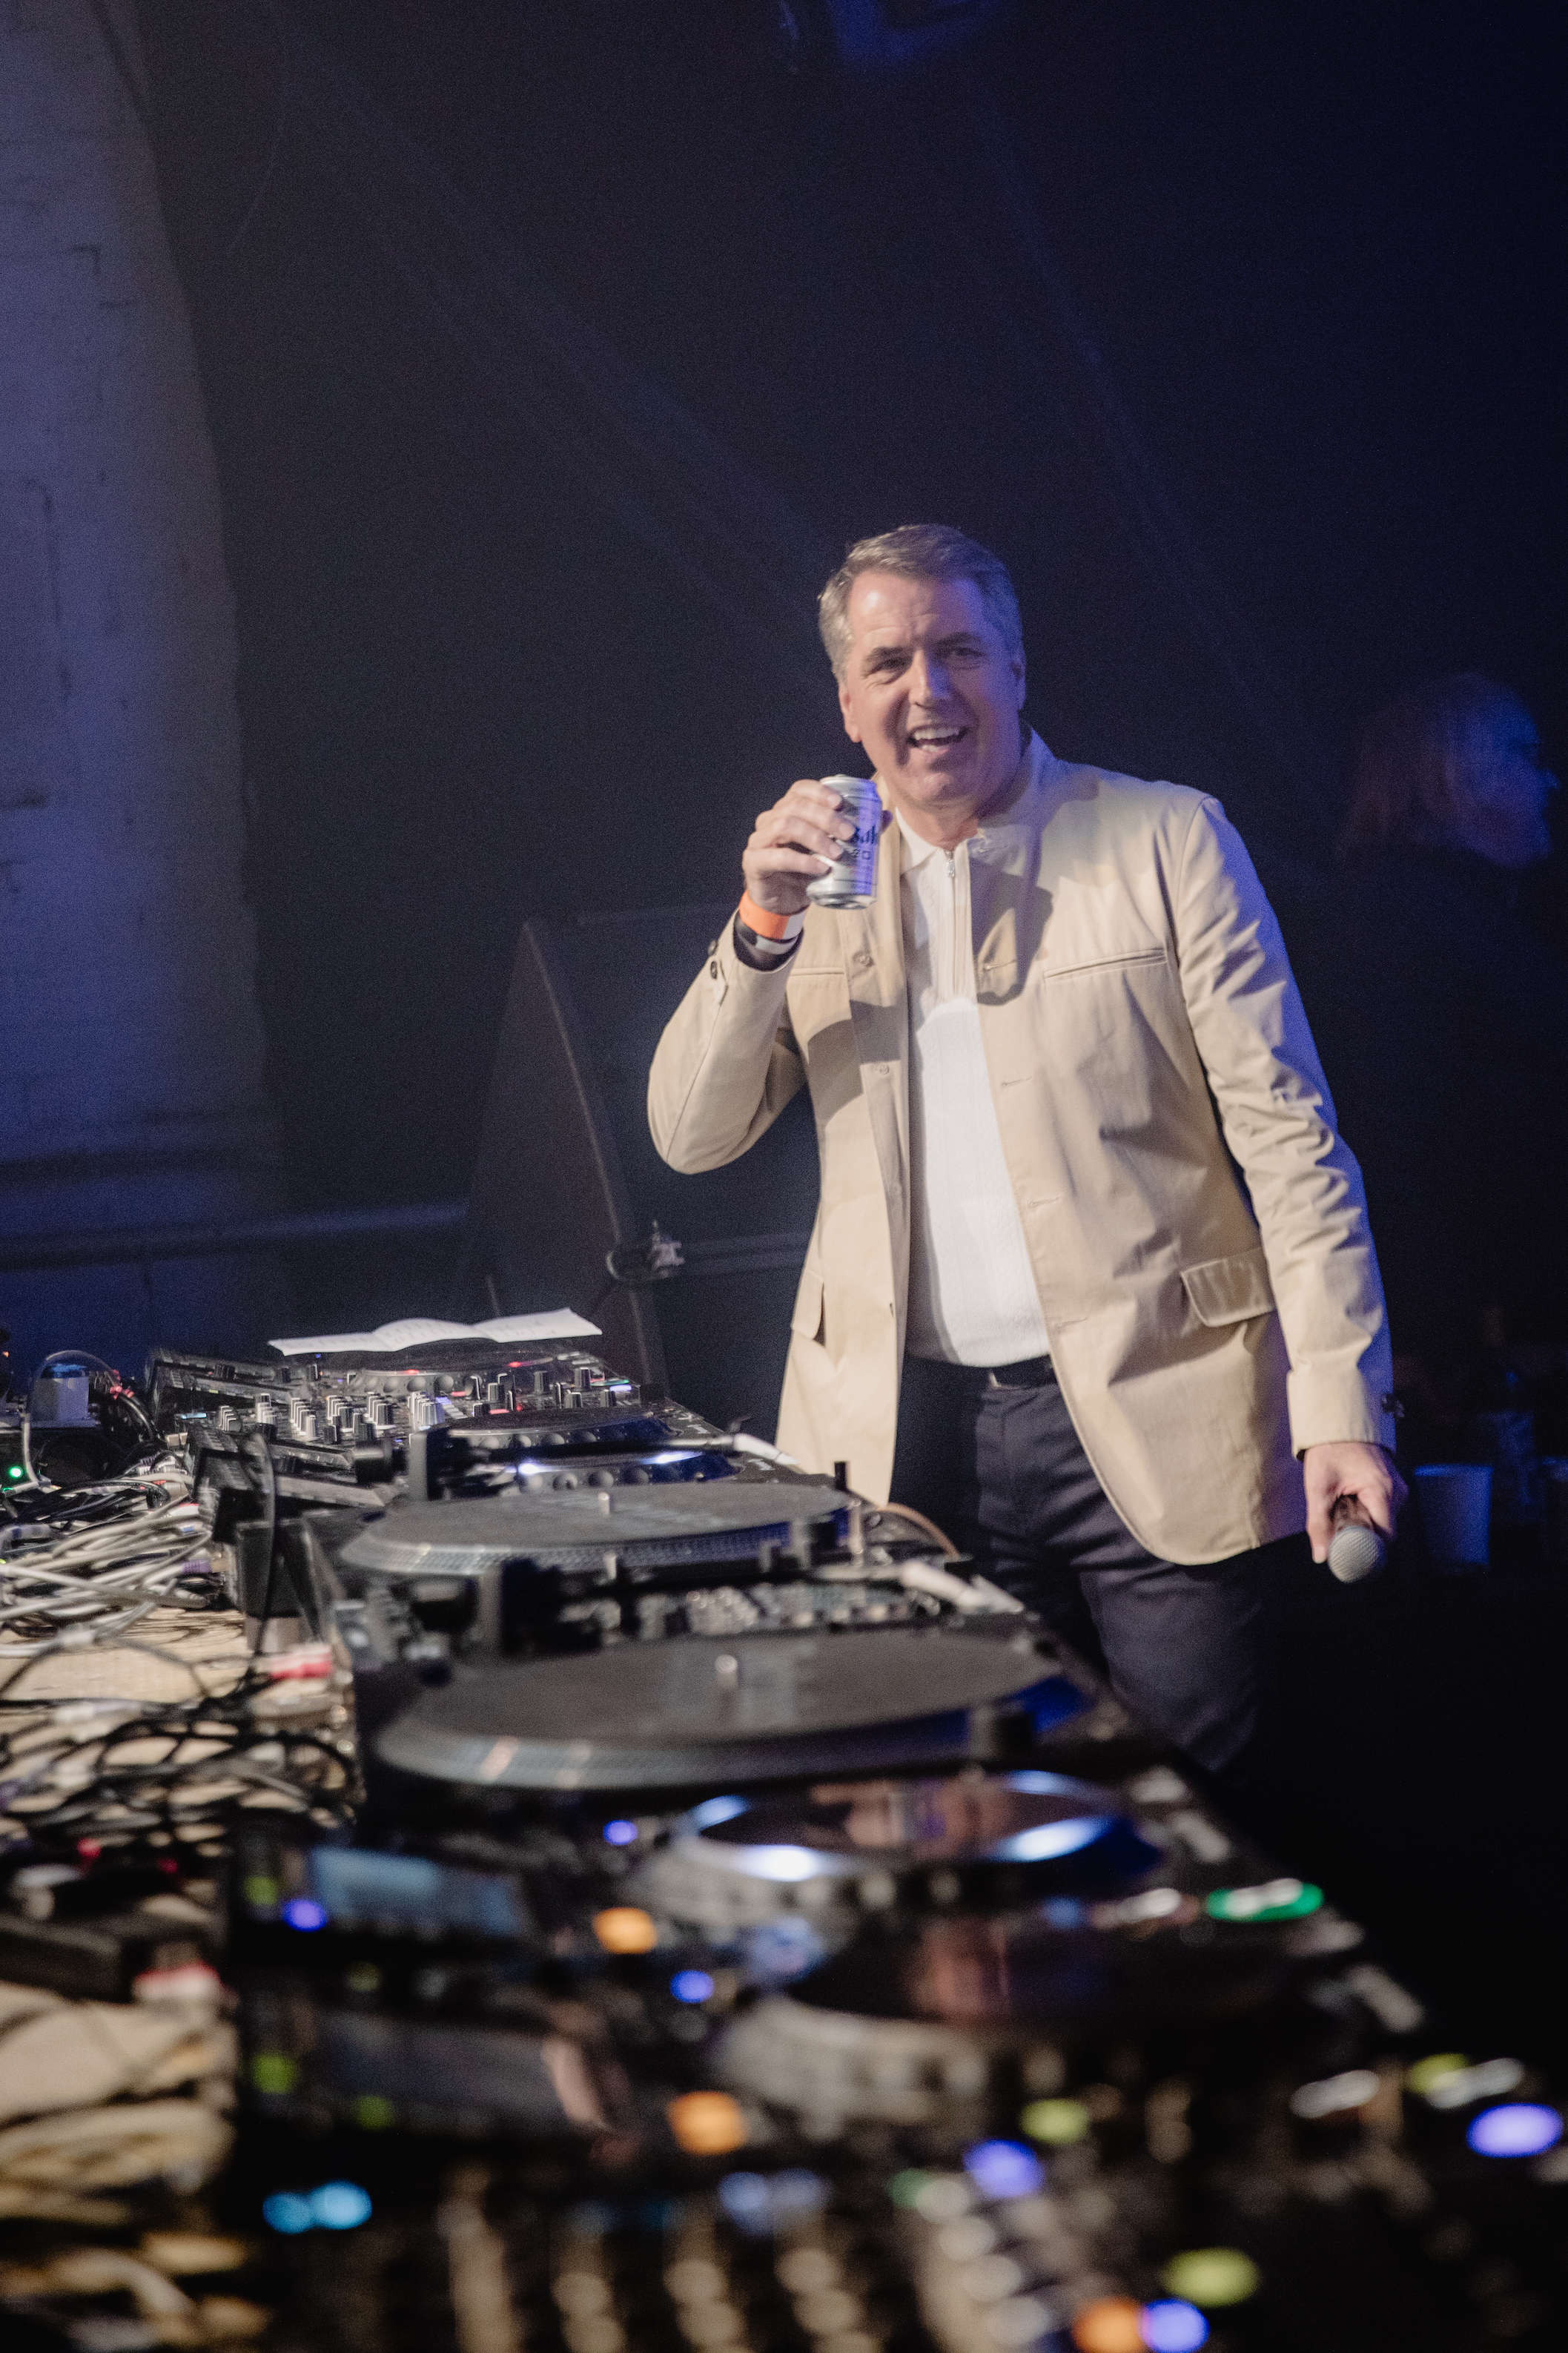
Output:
[709,961,719,978]
[854,950,872,967]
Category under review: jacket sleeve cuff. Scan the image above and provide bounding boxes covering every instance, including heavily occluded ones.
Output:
[1287,1365,1398,1456]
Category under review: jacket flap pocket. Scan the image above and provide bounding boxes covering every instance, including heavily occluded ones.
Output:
[790,1265,826,1343]
[1180,1245,1275,1327]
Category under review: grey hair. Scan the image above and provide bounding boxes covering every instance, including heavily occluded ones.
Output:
[817,524,1024,681]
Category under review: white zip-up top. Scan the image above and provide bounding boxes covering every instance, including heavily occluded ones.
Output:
[898,807,1053,1367]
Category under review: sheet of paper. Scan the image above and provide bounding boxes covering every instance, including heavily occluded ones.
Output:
[269,1310,601,1356]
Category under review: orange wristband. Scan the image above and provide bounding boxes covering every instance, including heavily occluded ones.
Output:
[738,891,799,943]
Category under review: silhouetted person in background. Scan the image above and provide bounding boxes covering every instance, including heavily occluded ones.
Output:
[1291,675,1565,1368]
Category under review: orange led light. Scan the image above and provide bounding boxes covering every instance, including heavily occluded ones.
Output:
[1071,2297,1147,2353]
[666,2091,749,2156]
[592,1906,658,1955]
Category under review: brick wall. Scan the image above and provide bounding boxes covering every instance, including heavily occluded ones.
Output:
[0,0,288,1374]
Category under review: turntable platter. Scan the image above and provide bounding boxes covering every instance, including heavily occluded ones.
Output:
[375,1626,1081,1789]
[342,1482,841,1576]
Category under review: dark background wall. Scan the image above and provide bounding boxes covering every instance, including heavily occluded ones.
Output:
[131,0,1564,1327]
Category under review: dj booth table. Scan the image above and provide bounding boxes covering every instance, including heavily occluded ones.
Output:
[2,1337,1567,2353]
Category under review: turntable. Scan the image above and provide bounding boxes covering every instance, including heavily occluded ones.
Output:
[374,1622,1091,1789]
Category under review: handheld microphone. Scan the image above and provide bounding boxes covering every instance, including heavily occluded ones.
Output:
[1328,1497,1388,1584]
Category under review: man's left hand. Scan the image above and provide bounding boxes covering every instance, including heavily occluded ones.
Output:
[1301,1441,1407,1565]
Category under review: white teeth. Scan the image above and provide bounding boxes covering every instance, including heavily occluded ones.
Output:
[910,729,962,745]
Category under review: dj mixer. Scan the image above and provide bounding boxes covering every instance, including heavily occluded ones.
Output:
[1,1339,1566,2352]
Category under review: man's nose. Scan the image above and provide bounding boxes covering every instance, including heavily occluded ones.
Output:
[910,651,955,700]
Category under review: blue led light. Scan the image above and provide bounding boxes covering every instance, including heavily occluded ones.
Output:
[262,2192,314,2235]
[993,1815,1110,1864]
[670,1969,715,2004]
[602,1820,638,1847]
[310,2180,373,2231]
[1467,2103,1564,2158]
[1141,2300,1210,2352]
[281,1898,327,1932]
[963,2139,1045,2200]
[688,1795,749,1829]
[718,2172,772,2231]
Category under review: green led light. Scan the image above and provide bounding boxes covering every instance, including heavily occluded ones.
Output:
[1161,2247,1261,2308]
[351,2095,396,2131]
[887,2170,931,2208]
[251,2052,298,2095]
[242,1875,279,1910]
[1205,1878,1323,1924]
[1020,2097,1091,2146]
[1405,2053,1469,2097]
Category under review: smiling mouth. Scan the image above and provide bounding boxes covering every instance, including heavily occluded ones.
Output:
[907,726,967,750]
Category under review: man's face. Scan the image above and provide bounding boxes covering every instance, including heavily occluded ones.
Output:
[836,570,1026,828]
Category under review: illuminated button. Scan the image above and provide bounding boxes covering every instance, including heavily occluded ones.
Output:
[242,1875,279,1909]
[913,2174,974,2220]
[1404,2052,1469,2098]
[1204,1878,1322,1924]
[888,2170,930,2207]
[1071,2298,1145,2352]
[965,2140,1045,2200]
[351,2095,395,2130]
[670,1969,715,2004]
[1467,2104,1564,2158]
[262,2193,314,2234]
[1139,2303,1208,2352]
[311,2181,372,2231]
[718,2173,770,2229]
[592,1906,658,1954]
[1424,2058,1524,2111]
[1022,2097,1091,2145]
[667,2091,748,2155]
[282,1898,327,1932]
[602,1819,638,1847]
[1289,2068,1380,2119]
[1159,2250,1259,2309]
[250,2053,297,2095]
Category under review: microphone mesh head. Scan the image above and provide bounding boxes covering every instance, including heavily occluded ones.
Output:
[1328,1522,1386,1584]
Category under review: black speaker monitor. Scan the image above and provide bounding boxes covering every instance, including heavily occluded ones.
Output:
[454,905,818,1439]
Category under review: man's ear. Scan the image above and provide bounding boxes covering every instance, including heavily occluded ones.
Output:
[1013,653,1027,710]
[838,679,863,744]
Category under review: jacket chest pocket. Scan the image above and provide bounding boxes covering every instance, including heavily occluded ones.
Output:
[1028,946,1177,1061]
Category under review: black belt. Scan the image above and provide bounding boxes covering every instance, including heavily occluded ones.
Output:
[985,1355,1055,1389]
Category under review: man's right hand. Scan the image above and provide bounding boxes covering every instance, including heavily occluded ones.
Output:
[741,779,853,916]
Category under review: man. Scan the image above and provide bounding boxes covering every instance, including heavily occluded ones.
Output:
[648,524,1403,1803]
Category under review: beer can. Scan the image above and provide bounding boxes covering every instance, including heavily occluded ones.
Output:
[805,775,882,909]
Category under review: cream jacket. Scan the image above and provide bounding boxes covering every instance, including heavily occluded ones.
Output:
[648,738,1394,1562]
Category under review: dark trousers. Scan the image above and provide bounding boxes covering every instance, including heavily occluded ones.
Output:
[890,1353,1289,1820]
